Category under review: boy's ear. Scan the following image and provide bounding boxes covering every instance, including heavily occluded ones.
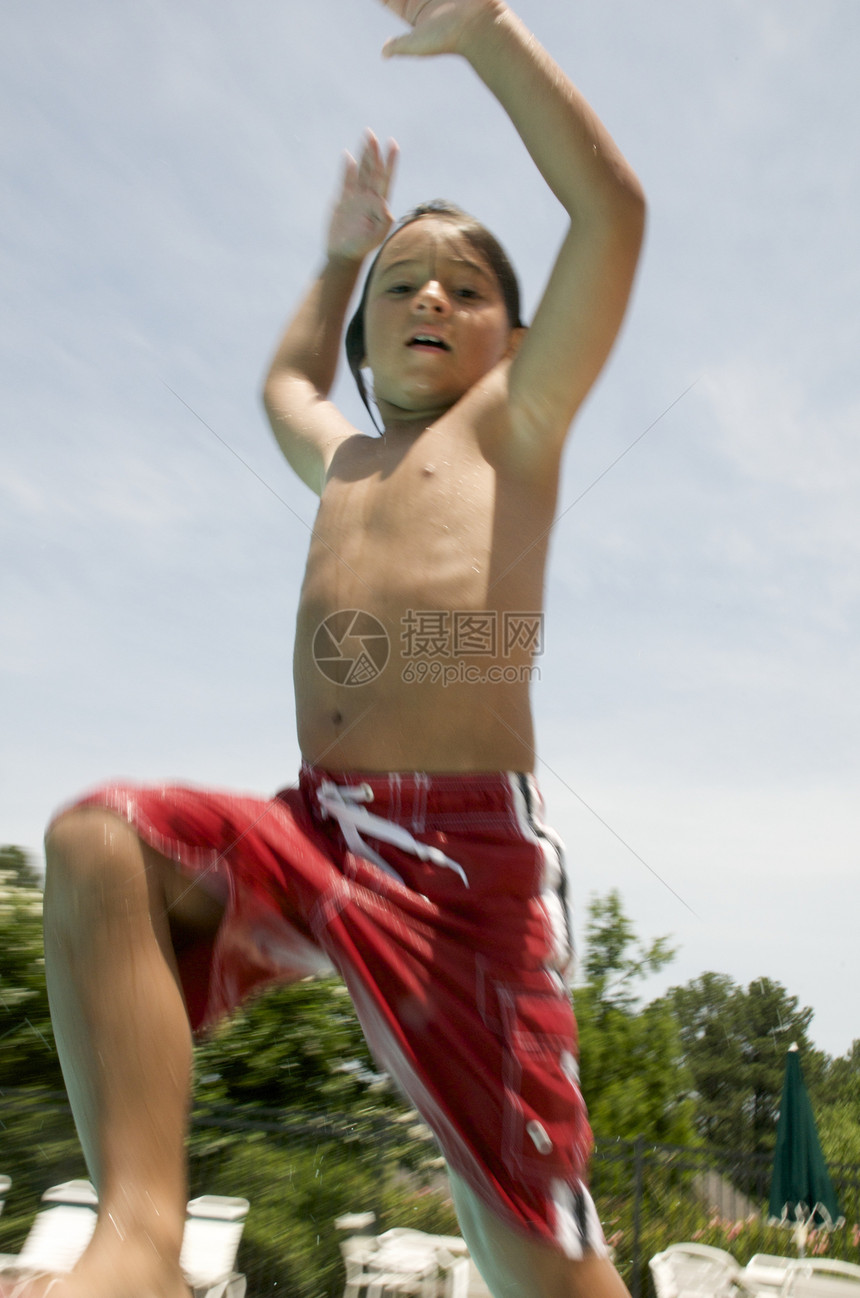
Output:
[504,326,528,359]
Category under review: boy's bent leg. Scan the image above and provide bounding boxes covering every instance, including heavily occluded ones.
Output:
[448,1170,630,1298]
[38,806,225,1298]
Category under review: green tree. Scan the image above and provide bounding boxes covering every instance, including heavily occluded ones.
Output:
[0,844,43,888]
[0,841,392,1118]
[193,976,405,1119]
[663,973,818,1154]
[816,1039,860,1109]
[814,1040,860,1169]
[582,890,677,1014]
[575,890,695,1144]
[0,846,63,1090]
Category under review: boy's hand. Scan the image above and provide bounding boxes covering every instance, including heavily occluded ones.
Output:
[326,131,399,262]
[380,0,503,59]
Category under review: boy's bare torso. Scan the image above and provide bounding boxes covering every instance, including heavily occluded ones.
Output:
[294,406,559,774]
[267,4,646,785]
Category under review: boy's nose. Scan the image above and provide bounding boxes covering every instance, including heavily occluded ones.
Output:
[414,281,450,313]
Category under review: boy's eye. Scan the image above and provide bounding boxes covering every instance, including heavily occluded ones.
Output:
[387,283,412,295]
[455,287,480,300]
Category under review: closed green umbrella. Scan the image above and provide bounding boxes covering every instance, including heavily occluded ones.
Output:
[769,1043,842,1252]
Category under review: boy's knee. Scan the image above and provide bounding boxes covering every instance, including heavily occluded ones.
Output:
[47,804,111,859]
[45,806,225,939]
[45,806,140,891]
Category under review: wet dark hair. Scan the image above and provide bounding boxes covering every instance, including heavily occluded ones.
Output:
[344,200,523,431]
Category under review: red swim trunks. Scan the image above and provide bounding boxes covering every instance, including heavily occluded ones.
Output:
[62,766,605,1258]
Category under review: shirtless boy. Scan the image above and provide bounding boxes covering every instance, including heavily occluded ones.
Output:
[32,2,645,1297]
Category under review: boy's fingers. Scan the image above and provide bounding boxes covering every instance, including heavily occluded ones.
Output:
[382,31,435,59]
[359,161,382,195]
[362,131,389,178]
[356,130,377,167]
[383,140,400,192]
[345,131,396,202]
[381,35,408,59]
[340,152,359,196]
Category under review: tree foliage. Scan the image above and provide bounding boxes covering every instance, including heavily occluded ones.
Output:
[583,890,677,1014]
[817,1040,860,1110]
[0,843,402,1121]
[0,844,42,888]
[193,976,402,1118]
[815,1040,860,1169]
[0,846,63,1090]
[576,890,696,1145]
[661,972,819,1154]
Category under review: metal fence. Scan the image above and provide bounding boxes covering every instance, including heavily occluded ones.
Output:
[2,1091,860,1298]
[591,1135,860,1298]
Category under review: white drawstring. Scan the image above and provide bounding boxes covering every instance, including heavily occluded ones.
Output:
[317,780,469,888]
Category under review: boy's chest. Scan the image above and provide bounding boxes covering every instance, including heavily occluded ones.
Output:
[304,428,555,608]
[319,436,494,550]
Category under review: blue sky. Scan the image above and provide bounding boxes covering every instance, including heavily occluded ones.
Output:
[2,0,858,1059]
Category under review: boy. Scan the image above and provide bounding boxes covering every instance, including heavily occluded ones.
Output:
[33,2,644,1297]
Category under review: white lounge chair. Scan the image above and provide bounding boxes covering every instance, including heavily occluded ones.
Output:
[375,1232,471,1298]
[435,1249,470,1298]
[650,1241,742,1298]
[341,1228,470,1298]
[181,1194,249,1298]
[336,1211,377,1234]
[781,1260,860,1298]
[342,1235,437,1298]
[743,1254,792,1295]
[0,1182,248,1298]
[662,1243,741,1267]
[0,1180,99,1276]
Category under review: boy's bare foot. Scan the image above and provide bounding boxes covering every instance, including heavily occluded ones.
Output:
[1,1238,192,1298]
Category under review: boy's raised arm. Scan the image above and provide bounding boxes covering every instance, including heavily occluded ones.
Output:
[381,0,646,453]
[262,134,397,493]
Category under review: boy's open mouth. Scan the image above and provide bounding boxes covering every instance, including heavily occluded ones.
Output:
[408,333,451,351]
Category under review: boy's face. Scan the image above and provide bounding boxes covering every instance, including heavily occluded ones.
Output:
[362,217,519,424]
